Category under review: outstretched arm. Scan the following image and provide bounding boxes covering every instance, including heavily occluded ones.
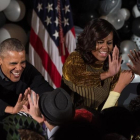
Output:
[112,70,134,93]
[102,70,134,110]
[127,49,140,75]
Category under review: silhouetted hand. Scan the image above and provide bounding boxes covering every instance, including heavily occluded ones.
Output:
[127,49,140,75]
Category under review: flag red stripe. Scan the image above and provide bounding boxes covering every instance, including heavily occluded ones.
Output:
[30,28,62,87]
[71,27,76,37]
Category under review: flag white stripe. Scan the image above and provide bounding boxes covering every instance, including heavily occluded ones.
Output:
[29,44,57,88]
[29,9,76,88]
[65,30,76,53]
[30,10,63,75]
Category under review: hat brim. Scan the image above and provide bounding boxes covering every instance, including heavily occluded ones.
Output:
[39,88,74,125]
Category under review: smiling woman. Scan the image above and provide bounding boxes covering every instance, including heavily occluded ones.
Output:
[91,32,113,62]
[61,18,122,111]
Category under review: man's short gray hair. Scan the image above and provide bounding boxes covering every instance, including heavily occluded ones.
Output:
[0,38,25,57]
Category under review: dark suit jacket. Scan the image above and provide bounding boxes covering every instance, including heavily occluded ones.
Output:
[0,61,53,118]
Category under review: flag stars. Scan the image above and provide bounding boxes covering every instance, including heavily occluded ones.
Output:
[64,18,69,26]
[64,5,70,14]
[45,16,52,25]
[37,3,43,12]
[55,17,59,27]
[53,30,59,40]
[46,3,53,12]
[55,6,59,12]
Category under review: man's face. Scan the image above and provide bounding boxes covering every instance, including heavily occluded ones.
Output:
[0,50,26,82]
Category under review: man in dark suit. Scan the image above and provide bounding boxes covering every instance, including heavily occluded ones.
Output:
[0,38,53,119]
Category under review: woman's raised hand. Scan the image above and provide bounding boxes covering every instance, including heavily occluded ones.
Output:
[108,45,122,77]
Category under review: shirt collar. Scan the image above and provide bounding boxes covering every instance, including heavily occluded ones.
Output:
[0,67,6,80]
[47,126,59,139]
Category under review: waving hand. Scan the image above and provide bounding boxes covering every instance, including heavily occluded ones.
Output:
[108,46,122,77]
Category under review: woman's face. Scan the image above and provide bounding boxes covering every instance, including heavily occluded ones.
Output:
[91,32,113,62]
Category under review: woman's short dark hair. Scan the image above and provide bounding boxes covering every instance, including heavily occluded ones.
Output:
[76,18,120,70]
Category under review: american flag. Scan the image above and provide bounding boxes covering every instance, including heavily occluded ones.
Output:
[29,0,76,88]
